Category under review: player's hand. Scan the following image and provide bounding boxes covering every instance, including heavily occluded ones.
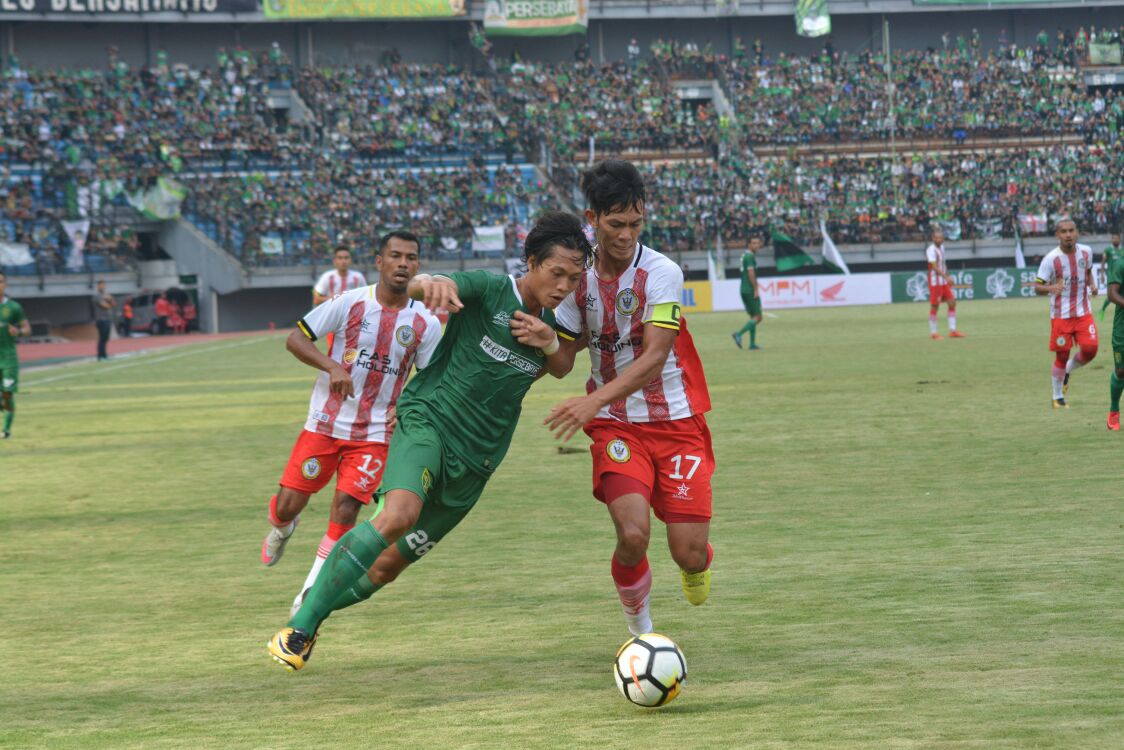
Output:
[7,324,17,337]
[544,395,601,442]
[1050,282,1065,295]
[418,277,463,314]
[327,363,354,399]
[386,404,397,432]
[510,311,555,349]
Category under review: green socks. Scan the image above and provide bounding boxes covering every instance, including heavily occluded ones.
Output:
[2,398,12,433]
[1111,372,1123,412]
[747,320,757,346]
[289,520,389,632]
[330,575,384,612]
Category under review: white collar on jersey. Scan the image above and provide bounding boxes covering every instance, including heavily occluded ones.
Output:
[508,274,523,305]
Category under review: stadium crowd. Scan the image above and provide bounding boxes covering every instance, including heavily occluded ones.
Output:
[3,28,1124,271]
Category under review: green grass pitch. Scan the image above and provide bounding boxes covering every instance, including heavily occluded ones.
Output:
[3,298,1123,749]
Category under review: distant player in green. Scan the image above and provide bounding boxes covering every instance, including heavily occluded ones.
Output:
[268,211,592,671]
[0,270,31,439]
[1098,232,1121,321]
[1104,255,1124,430]
[731,235,762,350]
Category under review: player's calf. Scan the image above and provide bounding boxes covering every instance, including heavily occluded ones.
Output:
[262,492,305,566]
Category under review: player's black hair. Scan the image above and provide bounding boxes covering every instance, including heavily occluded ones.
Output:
[379,230,421,254]
[334,244,352,257]
[581,159,646,216]
[523,211,593,267]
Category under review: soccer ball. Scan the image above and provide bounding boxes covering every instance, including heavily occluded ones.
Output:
[613,633,687,707]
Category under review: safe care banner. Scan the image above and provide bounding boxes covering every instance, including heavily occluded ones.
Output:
[263,0,465,17]
[0,0,258,14]
[484,0,588,36]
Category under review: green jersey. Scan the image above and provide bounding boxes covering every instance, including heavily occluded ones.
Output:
[740,251,758,296]
[1103,245,1121,271]
[0,297,26,360]
[1108,260,1124,349]
[397,271,555,477]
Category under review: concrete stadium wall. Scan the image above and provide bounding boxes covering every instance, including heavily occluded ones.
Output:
[214,286,310,332]
[7,10,1124,69]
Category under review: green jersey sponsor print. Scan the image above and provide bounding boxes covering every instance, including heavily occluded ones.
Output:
[0,297,26,360]
[740,251,758,296]
[396,271,555,476]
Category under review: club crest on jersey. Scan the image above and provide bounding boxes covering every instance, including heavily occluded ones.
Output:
[395,325,417,348]
[421,467,434,494]
[343,348,360,364]
[606,439,631,463]
[615,288,641,316]
[301,458,322,480]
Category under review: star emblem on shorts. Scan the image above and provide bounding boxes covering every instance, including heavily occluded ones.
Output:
[675,483,691,499]
[356,476,371,490]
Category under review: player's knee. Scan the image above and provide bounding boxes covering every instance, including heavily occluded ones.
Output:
[1080,345,1098,361]
[332,494,363,526]
[372,506,419,541]
[275,487,309,517]
[615,525,650,557]
[669,539,708,573]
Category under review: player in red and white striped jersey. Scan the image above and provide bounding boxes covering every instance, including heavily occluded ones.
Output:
[1034,219,1099,409]
[547,159,715,637]
[313,246,368,304]
[925,228,965,339]
[262,232,442,616]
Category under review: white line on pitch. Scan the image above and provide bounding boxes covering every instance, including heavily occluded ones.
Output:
[24,336,275,387]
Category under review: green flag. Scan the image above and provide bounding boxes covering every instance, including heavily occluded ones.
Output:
[772,230,816,272]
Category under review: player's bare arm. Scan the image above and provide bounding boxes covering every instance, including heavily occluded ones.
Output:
[8,318,30,338]
[285,329,354,398]
[1108,282,1124,309]
[312,291,329,306]
[930,262,953,286]
[510,310,575,379]
[1086,267,1098,297]
[408,273,464,314]
[545,322,677,441]
[1034,278,1064,296]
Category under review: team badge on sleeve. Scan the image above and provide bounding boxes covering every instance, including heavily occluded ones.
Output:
[301,458,322,480]
[421,467,434,494]
[396,325,418,347]
[606,439,631,463]
[615,288,641,316]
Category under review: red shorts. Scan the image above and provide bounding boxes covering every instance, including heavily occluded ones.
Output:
[279,429,387,503]
[929,284,954,305]
[585,414,715,523]
[1049,314,1098,352]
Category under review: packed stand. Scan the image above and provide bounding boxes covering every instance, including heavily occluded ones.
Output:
[495,58,721,161]
[640,145,1124,249]
[184,163,553,264]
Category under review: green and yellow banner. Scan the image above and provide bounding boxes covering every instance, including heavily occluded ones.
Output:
[264,0,466,18]
[483,0,587,36]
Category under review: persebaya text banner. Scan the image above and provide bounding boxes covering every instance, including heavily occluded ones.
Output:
[0,0,258,14]
[484,0,588,36]
[263,0,465,17]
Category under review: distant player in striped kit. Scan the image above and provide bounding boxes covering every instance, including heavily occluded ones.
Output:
[547,160,716,637]
[1034,219,1099,409]
[313,245,368,353]
[925,228,965,339]
[262,232,442,616]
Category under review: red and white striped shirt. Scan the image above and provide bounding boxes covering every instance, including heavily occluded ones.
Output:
[314,269,367,299]
[1036,244,1095,320]
[297,285,442,442]
[554,243,711,423]
[925,243,947,287]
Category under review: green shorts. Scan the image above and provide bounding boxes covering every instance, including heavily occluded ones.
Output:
[741,292,762,317]
[377,414,490,564]
[1114,347,1124,372]
[0,359,18,394]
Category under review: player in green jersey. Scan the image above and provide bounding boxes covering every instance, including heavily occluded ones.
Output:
[0,271,31,439]
[1098,232,1121,321]
[268,211,592,671]
[731,235,762,350]
[1104,255,1124,430]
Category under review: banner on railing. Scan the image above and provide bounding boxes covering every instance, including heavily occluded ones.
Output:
[127,177,186,220]
[484,0,588,36]
[794,0,831,38]
[261,236,284,255]
[1089,43,1122,66]
[0,0,259,16]
[472,225,506,255]
[0,242,33,267]
[62,220,90,272]
[264,0,465,18]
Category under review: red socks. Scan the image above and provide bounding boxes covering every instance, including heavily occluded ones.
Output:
[317,521,355,560]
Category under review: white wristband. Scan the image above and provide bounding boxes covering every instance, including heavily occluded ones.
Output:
[542,333,560,356]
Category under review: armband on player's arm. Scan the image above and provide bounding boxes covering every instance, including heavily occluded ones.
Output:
[295,317,318,341]
[556,323,580,342]
[644,302,682,331]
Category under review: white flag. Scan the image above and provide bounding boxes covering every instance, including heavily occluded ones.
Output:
[62,219,90,272]
[820,220,849,275]
[1014,229,1026,269]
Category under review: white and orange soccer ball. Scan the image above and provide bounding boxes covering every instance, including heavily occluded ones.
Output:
[613,633,687,707]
